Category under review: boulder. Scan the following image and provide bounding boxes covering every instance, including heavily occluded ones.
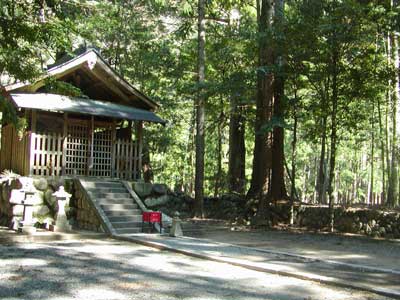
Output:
[18,177,36,191]
[44,189,56,208]
[47,178,64,191]
[133,182,153,198]
[10,179,22,190]
[379,226,386,236]
[145,195,171,207]
[33,178,48,191]
[364,224,372,235]
[1,185,10,203]
[152,184,168,195]
[33,205,50,218]
[369,219,377,228]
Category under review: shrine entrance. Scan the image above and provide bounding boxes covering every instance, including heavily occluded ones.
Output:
[64,119,114,177]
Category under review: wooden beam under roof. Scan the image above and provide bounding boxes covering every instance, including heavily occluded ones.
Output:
[81,65,133,105]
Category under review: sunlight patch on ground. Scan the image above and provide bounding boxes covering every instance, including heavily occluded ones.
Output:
[0,258,48,267]
[74,287,126,300]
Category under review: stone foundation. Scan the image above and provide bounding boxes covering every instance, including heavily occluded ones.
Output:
[134,185,400,239]
[72,184,104,232]
[0,175,104,233]
[293,206,400,238]
[0,175,67,229]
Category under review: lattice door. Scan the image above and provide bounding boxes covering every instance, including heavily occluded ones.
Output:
[89,125,112,177]
[65,123,89,175]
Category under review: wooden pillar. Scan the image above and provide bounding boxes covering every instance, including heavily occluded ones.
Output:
[88,116,94,176]
[29,110,37,176]
[61,113,68,176]
[111,119,116,178]
[136,121,143,180]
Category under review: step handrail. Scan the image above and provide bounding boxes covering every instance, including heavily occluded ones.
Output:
[122,181,172,233]
[122,181,149,213]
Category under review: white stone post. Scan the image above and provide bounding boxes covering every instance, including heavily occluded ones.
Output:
[19,191,37,234]
[169,211,183,237]
[51,186,72,232]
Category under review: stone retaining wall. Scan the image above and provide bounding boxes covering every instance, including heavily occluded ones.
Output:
[72,184,103,232]
[132,183,400,239]
[295,206,400,238]
[0,176,67,229]
[0,175,103,233]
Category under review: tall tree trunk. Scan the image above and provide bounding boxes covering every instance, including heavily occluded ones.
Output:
[388,24,400,207]
[271,75,287,201]
[214,111,224,197]
[328,48,339,232]
[270,0,287,202]
[228,96,246,194]
[247,0,274,206]
[194,0,206,217]
[378,95,386,205]
[370,104,375,206]
[316,115,327,204]
[289,95,298,224]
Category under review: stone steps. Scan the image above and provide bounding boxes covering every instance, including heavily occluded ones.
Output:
[86,187,127,193]
[101,203,139,211]
[79,178,145,235]
[103,209,142,217]
[88,192,131,199]
[108,215,142,222]
[96,198,135,205]
[112,221,142,229]
[82,182,123,188]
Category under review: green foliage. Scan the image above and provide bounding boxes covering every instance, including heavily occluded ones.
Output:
[259,116,291,135]
[1,0,399,207]
[44,78,85,97]
[0,97,18,126]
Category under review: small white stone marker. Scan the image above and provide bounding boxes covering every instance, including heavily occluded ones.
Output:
[18,190,37,234]
[170,211,183,237]
[51,186,72,232]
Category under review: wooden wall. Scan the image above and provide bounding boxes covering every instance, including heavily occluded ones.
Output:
[30,132,64,176]
[0,112,143,180]
[0,124,30,176]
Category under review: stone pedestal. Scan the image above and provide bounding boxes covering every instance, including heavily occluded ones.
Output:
[51,186,72,232]
[170,212,183,237]
[18,192,37,234]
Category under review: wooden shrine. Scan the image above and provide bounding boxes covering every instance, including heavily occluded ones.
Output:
[0,49,165,180]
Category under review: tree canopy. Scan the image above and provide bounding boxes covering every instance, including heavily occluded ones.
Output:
[1,0,400,223]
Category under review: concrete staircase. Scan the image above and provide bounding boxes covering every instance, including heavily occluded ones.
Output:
[79,179,144,234]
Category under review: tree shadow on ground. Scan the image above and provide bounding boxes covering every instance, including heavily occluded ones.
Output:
[0,239,382,300]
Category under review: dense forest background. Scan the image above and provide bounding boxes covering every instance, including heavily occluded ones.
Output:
[1,0,400,218]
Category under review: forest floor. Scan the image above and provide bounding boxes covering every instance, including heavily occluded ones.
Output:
[182,221,400,271]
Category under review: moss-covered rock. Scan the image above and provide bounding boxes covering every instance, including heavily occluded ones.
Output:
[33,178,48,191]
[133,182,153,198]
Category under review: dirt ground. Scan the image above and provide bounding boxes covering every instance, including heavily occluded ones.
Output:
[0,238,393,300]
[183,223,400,271]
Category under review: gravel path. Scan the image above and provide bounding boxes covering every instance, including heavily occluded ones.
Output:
[185,227,400,270]
[0,239,393,300]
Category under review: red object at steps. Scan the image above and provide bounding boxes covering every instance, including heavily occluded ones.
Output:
[142,211,162,223]
[142,212,162,233]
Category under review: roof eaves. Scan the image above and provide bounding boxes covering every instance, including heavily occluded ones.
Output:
[5,49,161,111]
[94,52,159,110]
[5,49,97,92]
